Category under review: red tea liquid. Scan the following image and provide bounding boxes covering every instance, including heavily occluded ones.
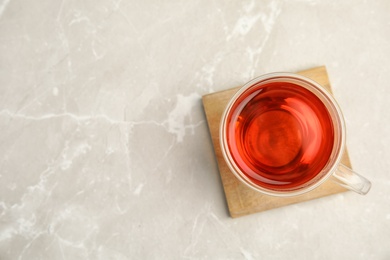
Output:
[226,81,334,191]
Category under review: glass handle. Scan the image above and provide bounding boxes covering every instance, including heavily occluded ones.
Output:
[331,163,371,195]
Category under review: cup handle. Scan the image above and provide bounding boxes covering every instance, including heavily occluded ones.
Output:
[331,163,371,195]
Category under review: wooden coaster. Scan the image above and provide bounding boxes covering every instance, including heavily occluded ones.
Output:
[202,66,350,218]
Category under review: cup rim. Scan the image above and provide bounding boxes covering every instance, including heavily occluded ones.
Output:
[219,72,346,197]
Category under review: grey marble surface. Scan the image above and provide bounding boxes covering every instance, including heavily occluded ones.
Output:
[1,0,389,259]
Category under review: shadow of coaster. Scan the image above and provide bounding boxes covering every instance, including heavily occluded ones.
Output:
[202,66,350,218]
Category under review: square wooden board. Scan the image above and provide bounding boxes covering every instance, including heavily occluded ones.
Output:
[202,66,350,218]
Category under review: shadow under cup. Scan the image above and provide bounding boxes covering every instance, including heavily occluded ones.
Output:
[220,73,346,197]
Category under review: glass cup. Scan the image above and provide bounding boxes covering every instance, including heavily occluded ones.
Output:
[220,73,371,197]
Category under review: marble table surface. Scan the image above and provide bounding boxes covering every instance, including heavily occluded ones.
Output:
[1,0,389,259]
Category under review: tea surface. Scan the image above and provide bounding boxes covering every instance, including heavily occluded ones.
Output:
[226,81,334,190]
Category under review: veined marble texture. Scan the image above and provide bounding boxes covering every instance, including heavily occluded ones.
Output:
[1,0,390,259]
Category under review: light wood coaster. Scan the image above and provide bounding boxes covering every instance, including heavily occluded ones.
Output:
[202,66,350,218]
